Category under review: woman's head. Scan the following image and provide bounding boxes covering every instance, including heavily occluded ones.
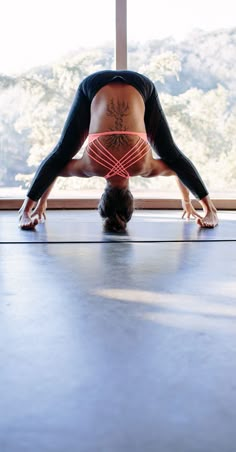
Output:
[98,185,134,232]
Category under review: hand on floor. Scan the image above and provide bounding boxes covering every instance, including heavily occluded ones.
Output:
[32,201,47,222]
[181,200,202,220]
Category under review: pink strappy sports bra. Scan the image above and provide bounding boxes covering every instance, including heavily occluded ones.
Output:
[87,131,149,179]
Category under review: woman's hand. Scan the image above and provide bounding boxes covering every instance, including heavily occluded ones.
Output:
[32,201,47,222]
[181,200,202,220]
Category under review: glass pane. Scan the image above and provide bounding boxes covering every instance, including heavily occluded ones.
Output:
[127,0,236,198]
[0,0,115,198]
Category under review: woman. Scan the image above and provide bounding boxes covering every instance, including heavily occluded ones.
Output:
[19,70,218,231]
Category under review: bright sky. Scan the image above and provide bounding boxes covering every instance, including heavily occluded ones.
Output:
[0,0,235,74]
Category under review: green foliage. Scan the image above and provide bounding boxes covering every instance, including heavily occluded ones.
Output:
[139,52,181,83]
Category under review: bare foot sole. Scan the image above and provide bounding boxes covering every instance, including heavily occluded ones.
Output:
[196,211,218,228]
[19,213,39,230]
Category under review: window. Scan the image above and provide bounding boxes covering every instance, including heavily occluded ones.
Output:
[1,0,235,205]
[0,0,115,199]
[127,0,236,199]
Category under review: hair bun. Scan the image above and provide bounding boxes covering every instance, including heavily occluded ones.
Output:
[98,186,134,232]
[104,214,126,232]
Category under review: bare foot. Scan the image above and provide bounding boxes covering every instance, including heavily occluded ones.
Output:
[196,210,218,228]
[19,212,39,230]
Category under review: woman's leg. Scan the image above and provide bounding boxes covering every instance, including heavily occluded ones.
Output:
[144,85,218,227]
[144,86,208,200]
[18,83,91,228]
[27,85,91,202]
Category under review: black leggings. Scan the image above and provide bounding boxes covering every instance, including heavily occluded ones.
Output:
[27,70,208,201]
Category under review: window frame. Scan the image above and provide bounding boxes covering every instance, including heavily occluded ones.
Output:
[0,0,235,210]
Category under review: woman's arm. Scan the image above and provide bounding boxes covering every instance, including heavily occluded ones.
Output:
[150,159,202,220]
[175,177,202,220]
[29,181,56,222]
[19,158,88,229]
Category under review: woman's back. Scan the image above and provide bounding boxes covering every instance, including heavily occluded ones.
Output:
[89,82,146,133]
[84,82,152,180]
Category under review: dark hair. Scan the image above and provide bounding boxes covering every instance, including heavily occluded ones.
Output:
[98,186,134,232]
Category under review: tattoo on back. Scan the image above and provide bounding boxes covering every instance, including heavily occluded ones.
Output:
[105,98,131,148]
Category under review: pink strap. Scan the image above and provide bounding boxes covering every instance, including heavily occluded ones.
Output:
[87,135,150,179]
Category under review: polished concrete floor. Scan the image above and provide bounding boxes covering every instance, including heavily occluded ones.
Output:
[1,210,236,452]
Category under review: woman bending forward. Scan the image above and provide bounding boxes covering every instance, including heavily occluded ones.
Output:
[19,70,218,231]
